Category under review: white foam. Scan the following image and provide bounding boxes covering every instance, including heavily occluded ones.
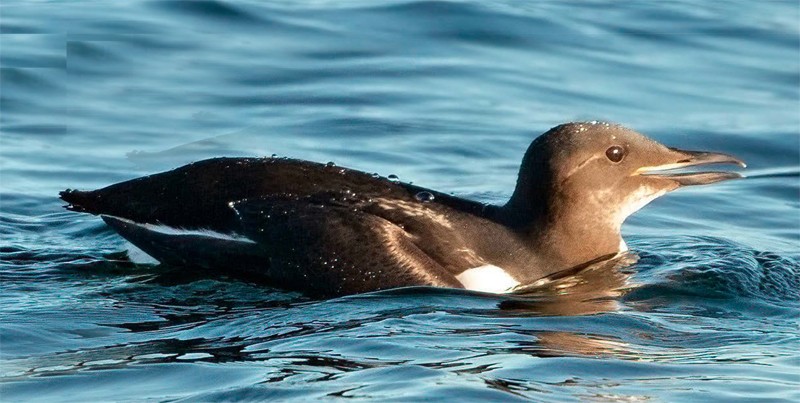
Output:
[456,265,520,294]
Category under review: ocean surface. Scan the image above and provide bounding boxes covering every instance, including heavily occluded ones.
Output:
[2,1,798,401]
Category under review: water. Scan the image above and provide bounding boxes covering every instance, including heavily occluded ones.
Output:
[2,0,798,401]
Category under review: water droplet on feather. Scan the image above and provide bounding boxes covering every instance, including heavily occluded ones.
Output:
[415,191,434,202]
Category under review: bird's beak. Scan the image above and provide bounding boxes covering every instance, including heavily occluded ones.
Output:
[633,148,746,186]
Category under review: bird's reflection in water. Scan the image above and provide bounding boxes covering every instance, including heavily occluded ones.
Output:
[2,252,643,381]
[491,252,641,359]
[499,252,639,317]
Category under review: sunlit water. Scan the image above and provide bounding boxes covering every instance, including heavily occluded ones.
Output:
[2,1,798,402]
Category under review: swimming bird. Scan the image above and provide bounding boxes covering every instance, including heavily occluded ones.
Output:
[60,122,745,296]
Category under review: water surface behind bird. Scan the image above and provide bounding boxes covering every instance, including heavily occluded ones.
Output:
[1,1,798,401]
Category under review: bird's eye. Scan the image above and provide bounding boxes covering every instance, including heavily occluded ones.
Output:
[605,146,625,163]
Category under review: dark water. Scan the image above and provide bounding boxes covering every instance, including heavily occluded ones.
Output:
[2,1,799,401]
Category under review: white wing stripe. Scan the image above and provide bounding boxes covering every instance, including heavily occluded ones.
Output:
[104,215,257,244]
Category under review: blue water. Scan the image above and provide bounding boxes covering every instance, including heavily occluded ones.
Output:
[2,1,799,401]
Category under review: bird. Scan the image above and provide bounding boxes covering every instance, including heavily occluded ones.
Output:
[60,122,745,296]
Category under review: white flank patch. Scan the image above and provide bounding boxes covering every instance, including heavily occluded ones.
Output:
[619,239,628,252]
[105,215,257,244]
[456,265,520,294]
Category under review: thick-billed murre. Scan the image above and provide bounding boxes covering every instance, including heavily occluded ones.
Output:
[60,122,745,296]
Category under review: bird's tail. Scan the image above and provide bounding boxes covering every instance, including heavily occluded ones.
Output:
[59,189,100,214]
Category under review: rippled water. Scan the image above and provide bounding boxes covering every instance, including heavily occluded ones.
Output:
[2,1,799,401]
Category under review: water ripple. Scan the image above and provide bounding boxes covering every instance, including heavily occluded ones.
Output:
[1,0,798,401]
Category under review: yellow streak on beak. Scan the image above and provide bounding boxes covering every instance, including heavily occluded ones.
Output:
[632,163,689,175]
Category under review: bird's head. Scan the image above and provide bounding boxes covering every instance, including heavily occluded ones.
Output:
[505,122,745,257]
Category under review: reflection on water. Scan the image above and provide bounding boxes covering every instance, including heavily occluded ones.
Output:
[1,0,798,401]
[503,253,638,316]
[3,239,797,401]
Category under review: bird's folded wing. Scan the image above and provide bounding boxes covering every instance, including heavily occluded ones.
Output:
[230,194,464,295]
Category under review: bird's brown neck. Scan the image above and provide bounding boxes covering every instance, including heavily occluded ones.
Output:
[496,192,625,278]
